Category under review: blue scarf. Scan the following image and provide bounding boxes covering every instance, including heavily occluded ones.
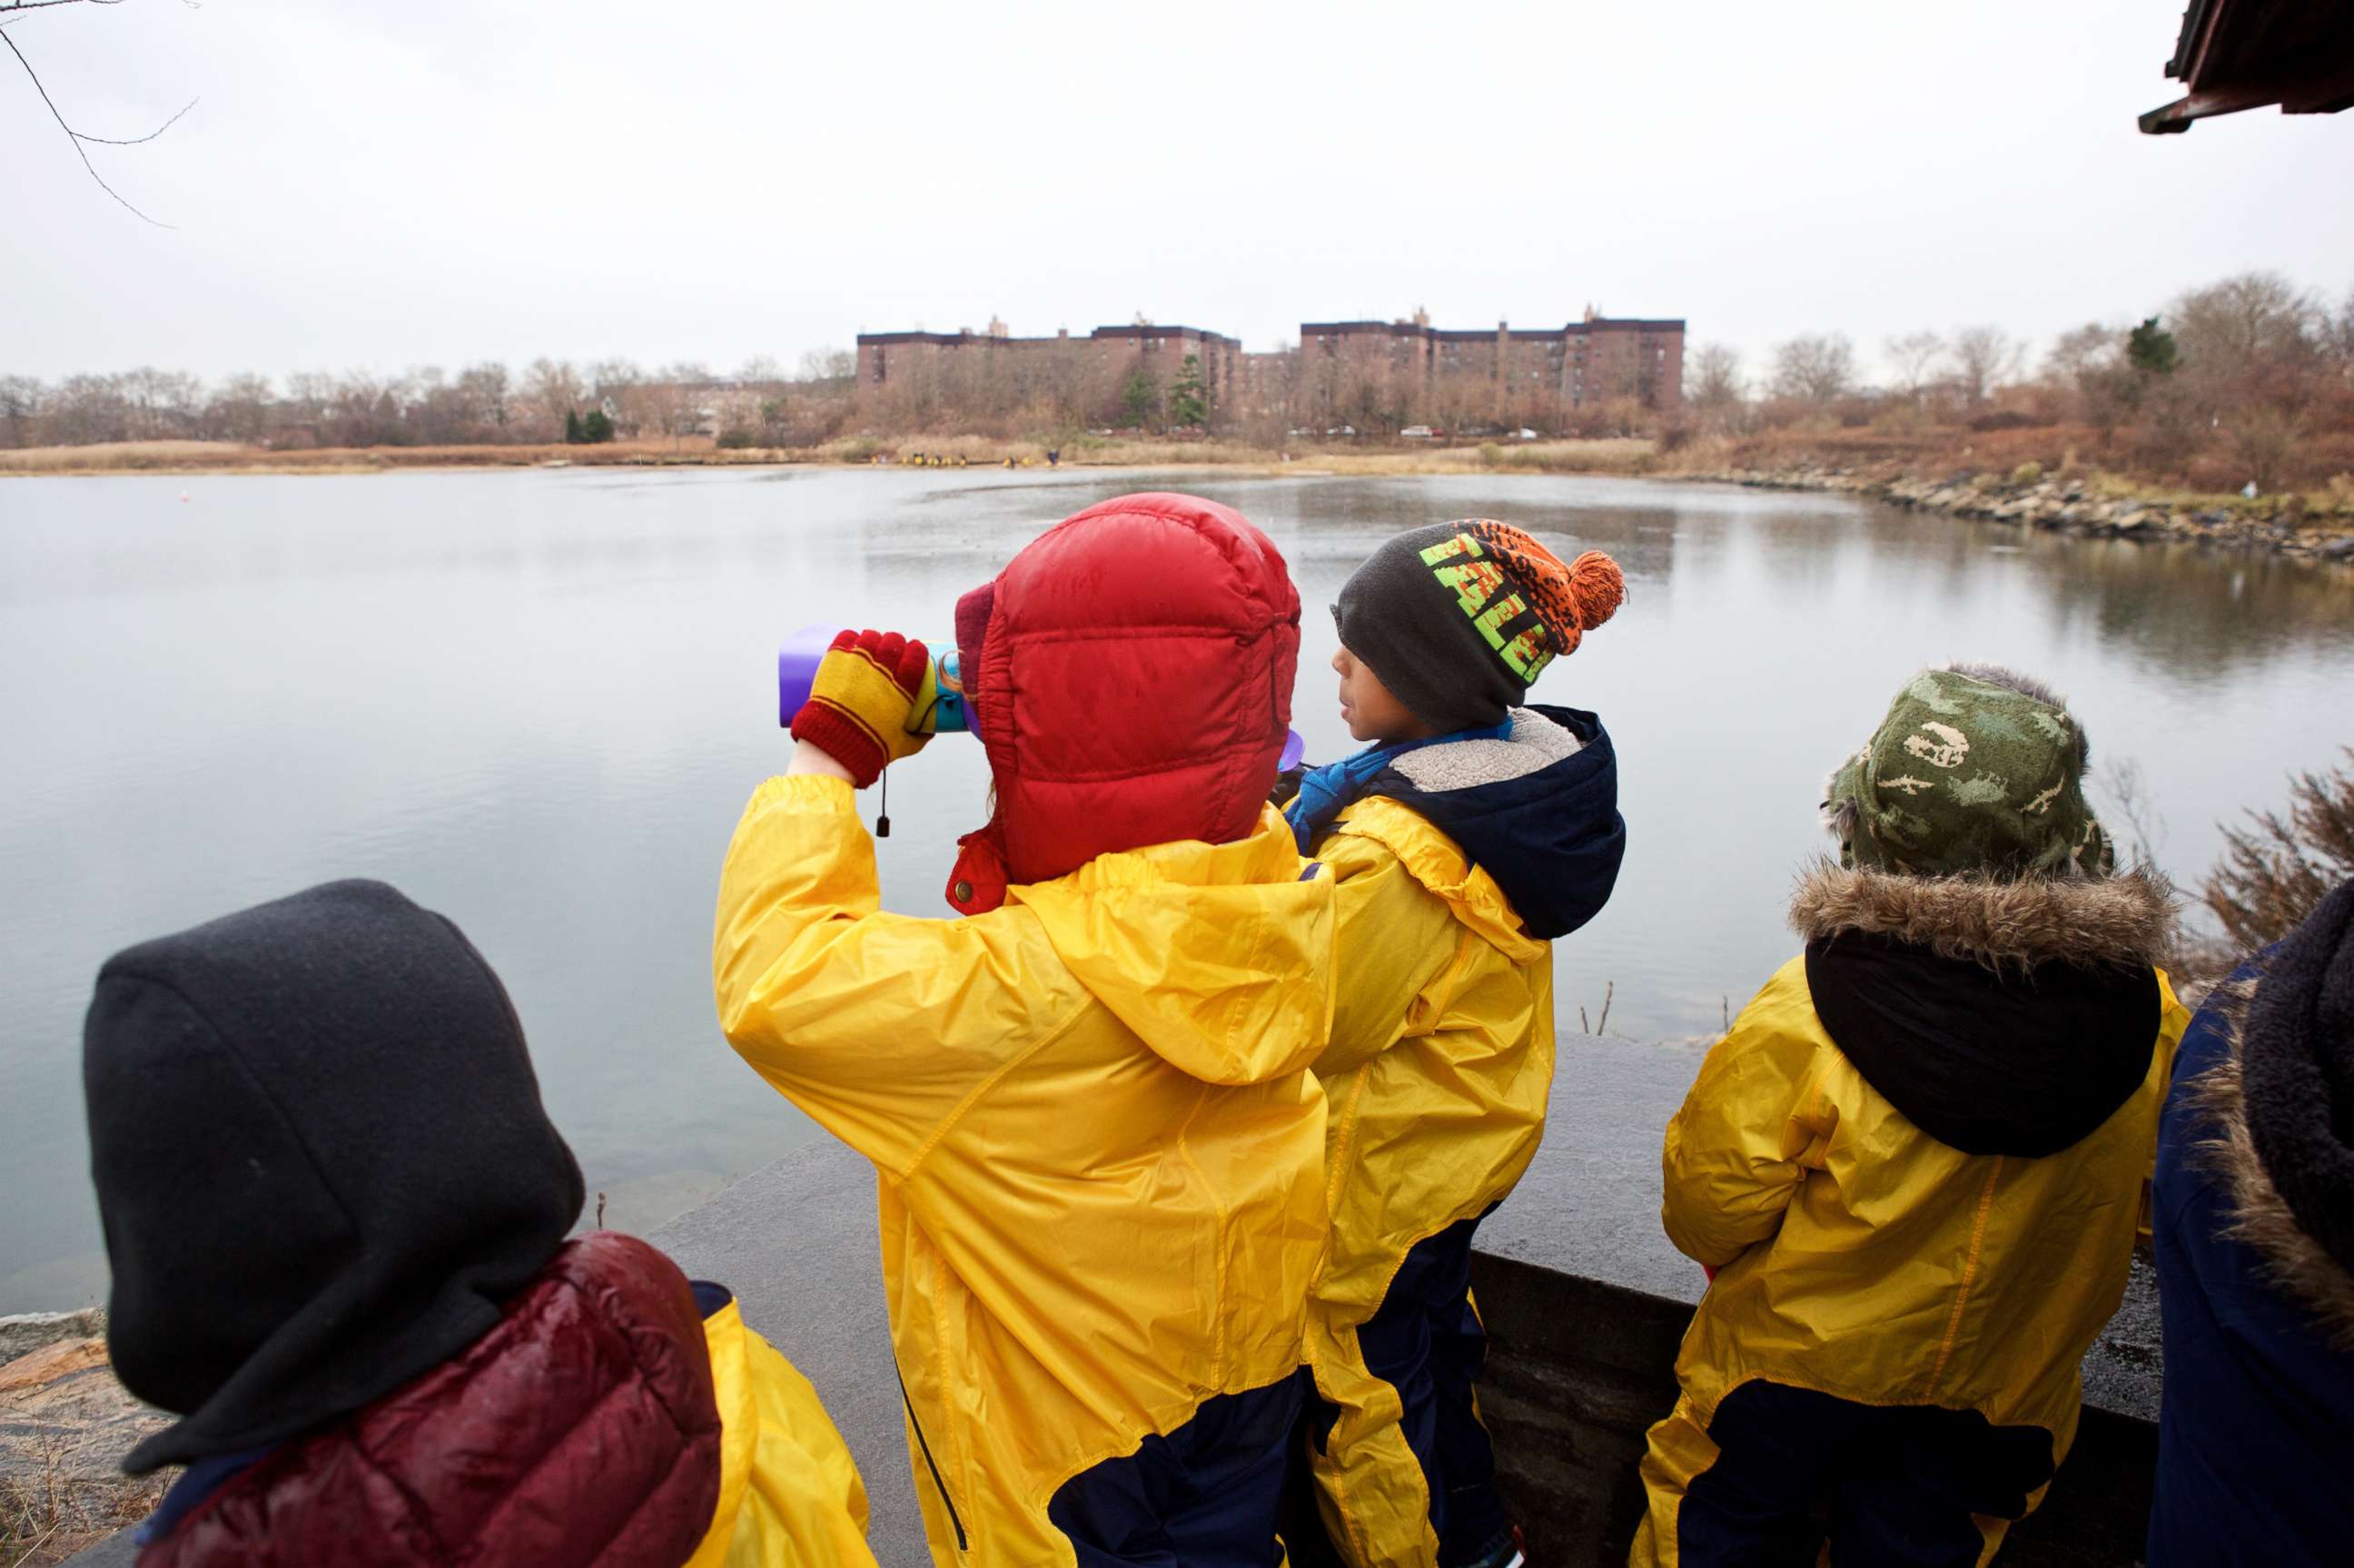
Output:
[1283,720,1512,853]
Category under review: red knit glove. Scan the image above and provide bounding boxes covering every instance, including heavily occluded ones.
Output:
[789,629,936,788]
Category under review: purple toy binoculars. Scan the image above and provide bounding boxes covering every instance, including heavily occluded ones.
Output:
[777,624,1308,768]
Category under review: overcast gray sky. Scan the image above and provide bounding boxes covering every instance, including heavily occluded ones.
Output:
[5,0,2348,385]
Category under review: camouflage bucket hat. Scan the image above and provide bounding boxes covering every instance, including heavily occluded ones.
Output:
[1824,665,2114,878]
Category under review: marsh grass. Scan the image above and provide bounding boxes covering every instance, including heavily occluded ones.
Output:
[2205,750,2354,952]
[1,1438,163,1568]
[0,438,746,476]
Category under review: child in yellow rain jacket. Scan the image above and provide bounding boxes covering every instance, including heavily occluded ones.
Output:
[1282,520,1629,1568]
[714,493,1333,1568]
[1633,665,2191,1568]
[84,881,874,1568]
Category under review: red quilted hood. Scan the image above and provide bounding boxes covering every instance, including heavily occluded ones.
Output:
[140,1233,722,1568]
[946,492,1301,912]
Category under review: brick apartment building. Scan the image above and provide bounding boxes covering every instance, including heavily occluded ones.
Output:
[856,319,1242,413]
[1298,309,1685,419]
[853,308,1685,428]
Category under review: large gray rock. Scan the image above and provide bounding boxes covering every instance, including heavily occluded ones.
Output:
[6,1334,168,1568]
[0,1308,105,1366]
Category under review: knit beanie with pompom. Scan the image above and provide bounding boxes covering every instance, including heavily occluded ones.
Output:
[1333,518,1624,733]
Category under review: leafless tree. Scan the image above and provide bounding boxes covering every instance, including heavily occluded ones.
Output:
[638,362,713,445]
[2325,288,2354,370]
[124,366,200,436]
[2170,271,2324,413]
[2042,322,2130,434]
[796,348,856,386]
[0,373,45,446]
[4,0,198,225]
[455,362,511,434]
[1948,326,2022,409]
[2226,404,2306,492]
[1768,333,1855,404]
[2044,322,2120,386]
[588,359,642,399]
[50,372,129,442]
[203,372,272,443]
[1883,330,1947,405]
[522,359,585,439]
[279,370,332,445]
[1686,343,1742,406]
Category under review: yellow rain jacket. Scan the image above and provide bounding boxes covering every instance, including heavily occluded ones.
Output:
[714,776,1333,1568]
[1632,865,2190,1567]
[1291,707,1624,1568]
[687,1298,880,1568]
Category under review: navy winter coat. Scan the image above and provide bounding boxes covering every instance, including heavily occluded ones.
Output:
[2149,956,2354,1566]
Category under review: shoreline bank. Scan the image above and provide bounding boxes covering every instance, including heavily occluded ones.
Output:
[1695,464,2354,566]
[6,439,2350,566]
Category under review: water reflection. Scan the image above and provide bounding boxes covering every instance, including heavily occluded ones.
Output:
[0,467,2347,1312]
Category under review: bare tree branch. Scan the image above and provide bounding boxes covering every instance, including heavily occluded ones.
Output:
[1,1,138,20]
[2,0,188,226]
[67,90,194,144]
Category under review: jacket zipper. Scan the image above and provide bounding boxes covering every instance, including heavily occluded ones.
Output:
[897,1367,969,1552]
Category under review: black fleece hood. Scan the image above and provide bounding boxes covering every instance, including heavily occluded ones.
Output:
[1790,863,2176,1159]
[84,880,584,1473]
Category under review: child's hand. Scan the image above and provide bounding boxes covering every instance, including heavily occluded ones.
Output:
[789,629,938,787]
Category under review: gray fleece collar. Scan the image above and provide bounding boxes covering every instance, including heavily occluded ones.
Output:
[1389,708,1583,794]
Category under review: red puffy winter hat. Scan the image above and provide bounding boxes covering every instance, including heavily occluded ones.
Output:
[947,493,1301,912]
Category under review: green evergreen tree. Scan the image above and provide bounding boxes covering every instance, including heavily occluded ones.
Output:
[1121,368,1161,430]
[1168,355,1208,429]
[582,409,615,444]
[2127,317,2179,376]
[564,409,583,444]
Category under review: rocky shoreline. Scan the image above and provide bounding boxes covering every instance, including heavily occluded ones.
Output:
[1701,466,2354,565]
[0,1311,166,1568]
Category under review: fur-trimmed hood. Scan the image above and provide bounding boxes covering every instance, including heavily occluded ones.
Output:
[1792,860,2177,1159]
[1789,859,2178,971]
[2188,991,2354,1348]
[2146,952,2354,1568]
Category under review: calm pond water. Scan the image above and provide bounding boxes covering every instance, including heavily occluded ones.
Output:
[4,467,2351,1311]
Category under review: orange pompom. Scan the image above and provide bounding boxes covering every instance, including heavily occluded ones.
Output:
[1567,551,1626,631]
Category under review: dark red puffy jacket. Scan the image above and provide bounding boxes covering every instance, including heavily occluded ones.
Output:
[141,1232,722,1568]
[947,491,1301,912]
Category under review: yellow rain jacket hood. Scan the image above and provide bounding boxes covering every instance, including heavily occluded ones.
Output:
[1291,707,1624,1568]
[714,776,1332,1567]
[1632,863,2191,1568]
[688,1297,879,1568]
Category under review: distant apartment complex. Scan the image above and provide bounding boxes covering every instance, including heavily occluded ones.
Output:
[856,318,1245,409]
[855,309,1686,427]
[1299,308,1685,417]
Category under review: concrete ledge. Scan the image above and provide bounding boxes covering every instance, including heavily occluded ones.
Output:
[641,1035,2163,1565]
[646,1142,928,1568]
[1469,1252,2158,1564]
[69,1035,2166,1565]
[1469,1032,2161,1563]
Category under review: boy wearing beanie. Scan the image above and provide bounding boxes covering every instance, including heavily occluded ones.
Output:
[1284,520,1628,1568]
[84,880,876,1568]
[1631,666,2190,1567]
